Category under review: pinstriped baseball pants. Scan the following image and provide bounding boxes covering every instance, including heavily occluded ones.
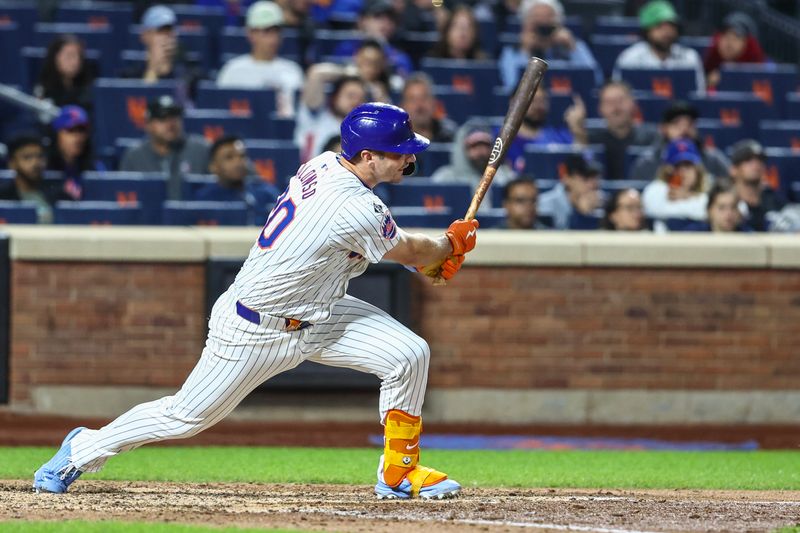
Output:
[68,288,430,473]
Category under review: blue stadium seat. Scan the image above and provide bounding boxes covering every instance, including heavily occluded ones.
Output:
[33,23,117,74]
[490,88,572,127]
[420,58,501,104]
[55,3,134,34]
[523,145,606,180]
[432,86,477,125]
[0,201,38,224]
[477,19,498,56]
[618,67,699,100]
[600,179,650,194]
[545,63,598,103]
[309,29,361,62]
[219,26,301,60]
[678,36,712,57]
[593,16,640,36]
[631,91,671,123]
[81,171,167,224]
[590,34,637,79]
[244,139,300,188]
[758,120,800,149]
[196,81,277,121]
[762,147,800,200]
[0,24,24,85]
[475,208,509,229]
[162,200,249,226]
[716,64,799,116]
[663,218,696,232]
[389,206,452,229]
[53,201,143,225]
[696,118,745,152]
[786,93,800,120]
[402,31,437,64]
[0,3,36,41]
[181,174,217,200]
[689,91,777,134]
[183,109,265,143]
[414,143,452,177]
[92,79,178,155]
[387,179,471,211]
[791,182,800,203]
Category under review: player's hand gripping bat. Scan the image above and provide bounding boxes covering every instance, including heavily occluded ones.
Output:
[420,57,549,285]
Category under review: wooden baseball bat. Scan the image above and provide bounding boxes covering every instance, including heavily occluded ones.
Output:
[425,57,549,284]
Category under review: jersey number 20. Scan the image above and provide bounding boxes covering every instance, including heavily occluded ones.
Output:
[258,196,296,249]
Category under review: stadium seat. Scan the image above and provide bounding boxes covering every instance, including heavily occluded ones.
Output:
[761,147,800,199]
[244,139,301,188]
[0,24,23,86]
[679,36,712,57]
[593,16,640,36]
[401,31,437,65]
[433,86,477,125]
[785,93,800,120]
[55,3,134,34]
[420,58,501,104]
[0,201,38,224]
[696,118,745,152]
[600,179,650,194]
[490,89,572,128]
[476,208,510,229]
[590,34,637,79]
[196,81,277,122]
[523,145,606,180]
[689,91,777,134]
[389,206,453,229]
[162,200,249,226]
[53,201,143,225]
[387,179,472,211]
[181,174,217,200]
[0,3,36,41]
[716,64,799,116]
[663,218,696,231]
[618,67,699,100]
[758,120,800,150]
[33,23,117,74]
[184,109,265,143]
[477,19,498,56]
[414,143,452,177]
[91,78,178,155]
[545,62,599,103]
[308,29,361,62]
[81,171,167,224]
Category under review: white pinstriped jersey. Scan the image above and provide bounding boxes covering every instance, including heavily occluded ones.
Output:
[233,151,400,323]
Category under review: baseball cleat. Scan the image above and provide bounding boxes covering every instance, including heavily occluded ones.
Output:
[33,427,86,493]
[375,476,461,500]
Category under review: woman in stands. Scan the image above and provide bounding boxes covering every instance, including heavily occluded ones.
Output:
[601,188,646,231]
[34,34,95,111]
[684,181,753,232]
[426,6,489,60]
[46,105,105,200]
[703,12,766,89]
[642,138,711,231]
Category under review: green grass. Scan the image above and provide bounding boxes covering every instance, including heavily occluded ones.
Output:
[4,446,800,490]
[0,522,304,533]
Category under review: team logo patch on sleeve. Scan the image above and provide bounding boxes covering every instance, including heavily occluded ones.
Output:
[381,212,397,239]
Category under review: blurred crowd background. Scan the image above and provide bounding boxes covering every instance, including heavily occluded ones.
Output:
[0,0,799,232]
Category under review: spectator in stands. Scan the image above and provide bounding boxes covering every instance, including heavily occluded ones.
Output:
[538,152,603,230]
[0,135,70,224]
[400,72,457,144]
[728,139,786,232]
[120,96,209,200]
[397,0,441,33]
[295,75,368,162]
[505,86,588,173]
[122,5,201,101]
[330,0,414,77]
[427,6,489,60]
[629,101,729,182]
[216,1,305,118]
[498,177,548,229]
[601,188,646,231]
[500,0,602,91]
[34,35,95,111]
[432,123,516,211]
[684,181,752,232]
[613,0,706,93]
[586,81,658,180]
[642,139,710,228]
[194,136,280,225]
[703,12,767,89]
[46,106,105,201]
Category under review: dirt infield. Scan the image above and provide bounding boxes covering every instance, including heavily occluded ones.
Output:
[2,480,799,532]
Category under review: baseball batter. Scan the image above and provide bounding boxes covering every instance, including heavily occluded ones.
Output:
[34,102,478,500]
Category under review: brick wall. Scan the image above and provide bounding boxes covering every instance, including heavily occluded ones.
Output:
[8,262,800,405]
[10,262,206,403]
[416,267,800,391]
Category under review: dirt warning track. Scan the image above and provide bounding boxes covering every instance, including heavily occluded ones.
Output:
[2,481,799,532]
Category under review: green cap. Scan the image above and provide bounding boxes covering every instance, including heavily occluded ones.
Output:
[639,0,678,29]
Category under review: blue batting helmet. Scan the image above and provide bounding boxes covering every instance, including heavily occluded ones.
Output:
[340,102,430,162]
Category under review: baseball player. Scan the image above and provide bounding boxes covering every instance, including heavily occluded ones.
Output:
[34,102,478,500]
